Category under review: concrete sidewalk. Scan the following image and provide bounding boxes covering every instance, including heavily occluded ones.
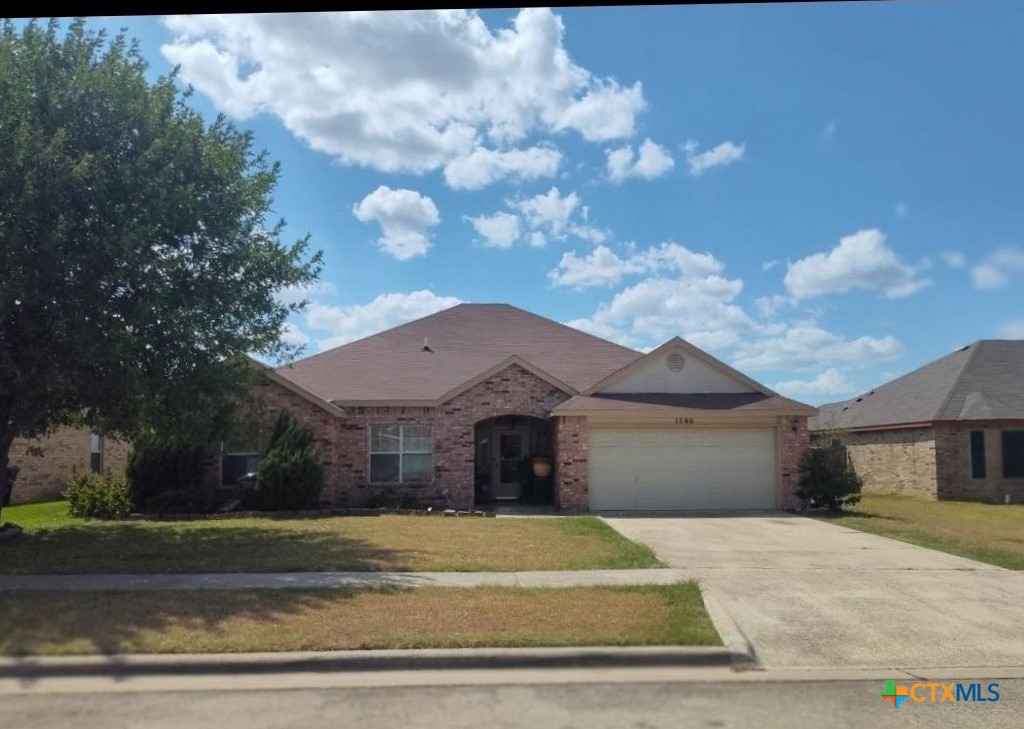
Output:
[0,568,685,592]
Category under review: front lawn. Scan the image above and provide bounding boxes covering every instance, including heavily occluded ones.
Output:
[817,494,1024,570]
[0,582,719,655]
[0,501,661,574]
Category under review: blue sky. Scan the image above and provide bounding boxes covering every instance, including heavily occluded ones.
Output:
[85,5,1024,404]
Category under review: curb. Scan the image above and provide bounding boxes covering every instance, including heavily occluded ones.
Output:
[0,646,735,679]
[699,585,761,671]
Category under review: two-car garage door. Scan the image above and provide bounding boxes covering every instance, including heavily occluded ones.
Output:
[588,427,778,511]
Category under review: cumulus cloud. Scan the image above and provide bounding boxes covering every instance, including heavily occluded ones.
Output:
[465,211,521,249]
[683,140,746,176]
[162,10,646,185]
[940,251,966,269]
[353,186,440,260]
[305,291,463,351]
[443,145,562,190]
[784,229,930,300]
[279,321,311,348]
[997,320,1024,339]
[772,368,856,399]
[513,187,581,237]
[730,326,904,372]
[275,281,338,307]
[606,138,674,183]
[971,247,1024,289]
[548,241,723,290]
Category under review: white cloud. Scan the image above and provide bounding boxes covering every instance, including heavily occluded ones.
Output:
[443,145,562,190]
[275,281,338,307]
[353,186,440,260]
[754,294,793,319]
[513,186,580,238]
[895,202,909,217]
[305,291,463,351]
[528,231,546,248]
[683,140,746,176]
[940,251,966,269]
[548,241,723,290]
[162,10,646,183]
[997,320,1024,339]
[279,321,311,348]
[606,138,674,183]
[971,247,1024,289]
[762,260,781,272]
[730,326,904,371]
[772,368,856,399]
[465,211,520,249]
[784,229,930,300]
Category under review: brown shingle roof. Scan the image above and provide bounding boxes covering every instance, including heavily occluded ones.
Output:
[274,303,642,403]
[553,392,817,415]
[811,340,1024,431]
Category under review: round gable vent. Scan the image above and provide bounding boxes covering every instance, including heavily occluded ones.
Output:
[665,352,686,372]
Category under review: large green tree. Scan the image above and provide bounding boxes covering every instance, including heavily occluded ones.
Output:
[0,19,322,519]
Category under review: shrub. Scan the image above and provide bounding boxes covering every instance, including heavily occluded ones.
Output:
[367,487,420,510]
[65,471,132,519]
[2,464,17,506]
[796,437,862,511]
[127,436,211,514]
[256,411,324,511]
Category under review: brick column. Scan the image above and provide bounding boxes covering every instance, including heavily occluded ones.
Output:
[554,416,589,511]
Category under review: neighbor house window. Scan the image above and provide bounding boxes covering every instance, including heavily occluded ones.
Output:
[222,424,261,486]
[369,424,433,483]
[969,430,986,479]
[1002,431,1024,479]
[89,433,102,473]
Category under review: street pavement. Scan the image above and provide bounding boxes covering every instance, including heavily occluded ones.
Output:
[603,513,1024,669]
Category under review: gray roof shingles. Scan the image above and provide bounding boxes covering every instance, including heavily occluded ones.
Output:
[811,340,1024,431]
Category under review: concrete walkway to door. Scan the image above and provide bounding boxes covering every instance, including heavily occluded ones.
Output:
[603,512,1024,669]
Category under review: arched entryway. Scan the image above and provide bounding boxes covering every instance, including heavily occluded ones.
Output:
[474,415,554,506]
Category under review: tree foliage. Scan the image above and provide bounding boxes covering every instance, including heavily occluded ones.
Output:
[256,411,324,511]
[0,19,322,517]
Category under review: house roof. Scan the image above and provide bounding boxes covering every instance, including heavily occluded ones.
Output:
[553,392,817,416]
[811,340,1024,431]
[274,303,642,404]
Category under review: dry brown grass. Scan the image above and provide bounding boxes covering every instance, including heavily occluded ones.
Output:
[0,584,720,655]
[0,504,661,574]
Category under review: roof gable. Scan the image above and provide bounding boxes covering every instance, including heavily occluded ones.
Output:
[585,337,772,396]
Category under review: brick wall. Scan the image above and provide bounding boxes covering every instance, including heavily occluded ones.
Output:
[334,364,570,508]
[780,417,810,508]
[841,427,938,498]
[8,428,129,504]
[553,416,588,511]
[935,422,1024,502]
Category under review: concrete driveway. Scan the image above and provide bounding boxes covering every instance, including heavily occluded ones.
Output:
[603,513,1024,669]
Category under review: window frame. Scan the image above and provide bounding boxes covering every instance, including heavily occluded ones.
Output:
[969,429,986,480]
[1001,430,1024,479]
[368,423,434,484]
[89,433,103,474]
[221,442,261,487]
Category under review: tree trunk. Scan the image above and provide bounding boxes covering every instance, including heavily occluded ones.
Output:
[0,435,14,525]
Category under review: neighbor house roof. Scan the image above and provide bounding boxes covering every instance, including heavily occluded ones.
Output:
[811,340,1024,431]
[274,303,642,404]
[553,392,817,416]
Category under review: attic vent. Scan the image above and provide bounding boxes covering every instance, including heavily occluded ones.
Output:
[665,353,686,373]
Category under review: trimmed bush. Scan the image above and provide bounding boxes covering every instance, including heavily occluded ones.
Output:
[65,471,132,519]
[796,437,862,511]
[127,436,211,514]
[256,411,324,511]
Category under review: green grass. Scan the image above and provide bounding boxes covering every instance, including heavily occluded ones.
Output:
[817,494,1024,570]
[0,501,661,574]
[0,582,719,656]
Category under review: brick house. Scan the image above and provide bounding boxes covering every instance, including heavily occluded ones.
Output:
[811,340,1024,503]
[8,428,129,504]
[223,304,815,512]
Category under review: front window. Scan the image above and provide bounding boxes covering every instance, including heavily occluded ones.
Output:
[1002,431,1024,478]
[969,430,986,479]
[222,422,262,486]
[369,424,433,483]
[89,433,103,473]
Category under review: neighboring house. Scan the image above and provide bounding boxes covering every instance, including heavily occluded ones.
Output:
[8,428,129,504]
[223,303,815,512]
[811,340,1024,503]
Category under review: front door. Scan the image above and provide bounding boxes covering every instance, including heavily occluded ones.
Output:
[493,428,527,500]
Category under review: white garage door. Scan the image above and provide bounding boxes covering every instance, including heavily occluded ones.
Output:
[588,427,777,511]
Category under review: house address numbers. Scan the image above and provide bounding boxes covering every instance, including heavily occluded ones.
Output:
[674,417,695,425]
